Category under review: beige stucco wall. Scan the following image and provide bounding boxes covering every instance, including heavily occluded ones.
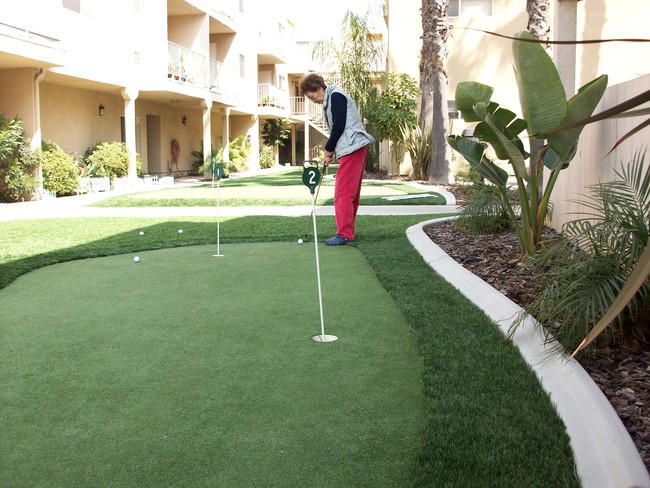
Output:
[0,69,37,134]
[389,0,530,133]
[37,82,224,175]
[39,83,122,157]
[575,0,650,89]
[548,74,650,229]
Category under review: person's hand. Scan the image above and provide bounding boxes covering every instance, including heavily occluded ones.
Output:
[323,150,334,166]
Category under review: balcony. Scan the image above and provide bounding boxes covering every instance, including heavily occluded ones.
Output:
[257,83,289,111]
[167,41,239,103]
[167,42,207,87]
[210,59,238,100]
[290,96,328,137]
[257,27,292,65]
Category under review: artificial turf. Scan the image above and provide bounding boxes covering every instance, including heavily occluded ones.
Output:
[88,167,447,207]
[0,210,580,487]
[1,242,423,487]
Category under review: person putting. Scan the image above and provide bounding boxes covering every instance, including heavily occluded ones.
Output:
[299,73,376,246]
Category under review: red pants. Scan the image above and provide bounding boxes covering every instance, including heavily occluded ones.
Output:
[334,146,367,241]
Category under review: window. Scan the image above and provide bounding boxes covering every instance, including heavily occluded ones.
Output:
[449,0,492,17]
[278,74,286,89]
[239,54,245,77]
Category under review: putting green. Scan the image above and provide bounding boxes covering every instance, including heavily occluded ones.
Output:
[0,242,423,487]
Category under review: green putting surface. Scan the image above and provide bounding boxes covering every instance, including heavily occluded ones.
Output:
[1,243,423,487]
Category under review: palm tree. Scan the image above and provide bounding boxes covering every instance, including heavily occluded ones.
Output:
[419,0,452,184]
[526,0,551,49]
[313,11,383,116]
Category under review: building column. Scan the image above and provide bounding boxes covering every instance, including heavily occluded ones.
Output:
[222,107,231,163]
[554,0,579,97]
[32,69,45,195]
[303,119,310,162]
[201,99,213,165]
[121,87,139,181]
[291,123,297,165]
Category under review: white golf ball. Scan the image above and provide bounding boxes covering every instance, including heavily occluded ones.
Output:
[133,256,140,263]
[139,231,144,236]
[178,229,183,234]
[298,239,303,245]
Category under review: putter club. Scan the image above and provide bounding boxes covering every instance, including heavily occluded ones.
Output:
[302,162,327,242]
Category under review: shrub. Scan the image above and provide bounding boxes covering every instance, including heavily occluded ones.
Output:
[512,149,650,353]
[228,135,251,173]
[0,114,40,202]
[41,141,80,196]
[259,145,275,169]
[455,181,516,235]
[86,142,142,181]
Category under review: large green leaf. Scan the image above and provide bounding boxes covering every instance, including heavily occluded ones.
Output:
[455,82,494,122]
[546,74,608,164]
[474,103,528,181]
[447,136,509,186]
[513,31,567,135]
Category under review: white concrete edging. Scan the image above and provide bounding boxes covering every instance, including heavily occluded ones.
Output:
[407,216,650,488]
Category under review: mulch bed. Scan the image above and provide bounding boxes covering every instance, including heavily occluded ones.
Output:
[424,216,650,472]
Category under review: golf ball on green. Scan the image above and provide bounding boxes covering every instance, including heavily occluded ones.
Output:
[133,256,140,263]
[298,239,303,244]
[178,229,183,234]
[139,231,144,236]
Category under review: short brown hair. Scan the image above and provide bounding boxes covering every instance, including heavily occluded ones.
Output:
[299,73,327,95]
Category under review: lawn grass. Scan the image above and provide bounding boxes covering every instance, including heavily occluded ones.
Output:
[89,167,446,207]
[0,213,580,487]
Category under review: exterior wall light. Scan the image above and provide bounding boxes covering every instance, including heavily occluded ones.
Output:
[98,104,105,116]
[182,115,187,126]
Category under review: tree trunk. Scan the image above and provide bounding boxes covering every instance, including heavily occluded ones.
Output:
[420,0,452,184]
[526,0,551,50]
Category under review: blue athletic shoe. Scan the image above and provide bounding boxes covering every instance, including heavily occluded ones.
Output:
[325,235,352,245]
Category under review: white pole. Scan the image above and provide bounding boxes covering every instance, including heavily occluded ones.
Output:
[217,178,221,255]
[311,192,326,338]
[212,176,224,257]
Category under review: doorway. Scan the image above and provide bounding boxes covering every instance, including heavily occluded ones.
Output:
[146,115,162,174]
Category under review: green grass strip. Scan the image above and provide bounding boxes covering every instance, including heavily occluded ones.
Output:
[89,168,446,207]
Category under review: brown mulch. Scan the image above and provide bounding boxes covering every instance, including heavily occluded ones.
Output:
[423,209,650,472]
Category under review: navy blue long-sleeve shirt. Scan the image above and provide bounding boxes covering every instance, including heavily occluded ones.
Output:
[325,92,347,153]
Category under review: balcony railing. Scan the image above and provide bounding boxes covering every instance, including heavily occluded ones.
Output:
[167,41,239,100]
[210,59,238,98]
[291,96,323,120]
[167,42,207,86]
[257,83,289,110]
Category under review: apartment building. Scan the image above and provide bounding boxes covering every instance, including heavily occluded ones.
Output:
[0,0,321,184]
[387,0,650,227]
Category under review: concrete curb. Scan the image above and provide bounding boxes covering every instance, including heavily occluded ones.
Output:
[407,216,650,488]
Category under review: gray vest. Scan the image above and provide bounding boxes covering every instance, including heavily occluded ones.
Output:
[324,86,376,158]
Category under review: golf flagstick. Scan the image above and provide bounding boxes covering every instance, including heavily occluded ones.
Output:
[301,161,337,343]
[212,161,224,257]
[302,161,327,242]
